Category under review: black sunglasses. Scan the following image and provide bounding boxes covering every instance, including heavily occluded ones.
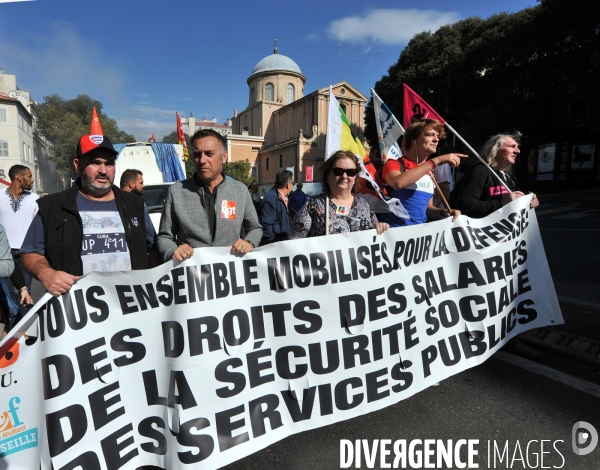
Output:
[331,167,359,177]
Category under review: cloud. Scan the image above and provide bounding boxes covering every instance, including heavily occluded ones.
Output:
[130,105,177,119]
[118,105,189,141]
[306,32,320,42]
[327,8,460,46]
[118,117,176,142]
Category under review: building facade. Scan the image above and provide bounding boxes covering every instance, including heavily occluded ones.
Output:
[0,71,66,194]
[228,48,368,184]
[180,115,232,137]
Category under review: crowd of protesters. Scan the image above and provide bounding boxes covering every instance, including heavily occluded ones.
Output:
[0,117,539,358]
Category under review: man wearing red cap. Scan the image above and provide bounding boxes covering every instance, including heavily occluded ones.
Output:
[21,110,156,296]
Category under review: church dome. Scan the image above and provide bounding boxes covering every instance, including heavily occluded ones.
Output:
[251,50,303,77]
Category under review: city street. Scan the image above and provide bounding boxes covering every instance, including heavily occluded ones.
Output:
[537,189,600,307]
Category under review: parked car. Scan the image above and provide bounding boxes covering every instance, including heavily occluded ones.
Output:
[142,183,171,231]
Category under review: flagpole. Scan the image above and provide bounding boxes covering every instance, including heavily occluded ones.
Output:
[325,196,330,235]
[443,122,510,191]
[431,174,452,213]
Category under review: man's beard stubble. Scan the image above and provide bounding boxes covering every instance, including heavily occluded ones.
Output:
[80,172,113,197]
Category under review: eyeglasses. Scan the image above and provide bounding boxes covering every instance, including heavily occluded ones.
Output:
[331,167,359,177]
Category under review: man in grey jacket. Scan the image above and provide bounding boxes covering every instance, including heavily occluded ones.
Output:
[157,129,262,260]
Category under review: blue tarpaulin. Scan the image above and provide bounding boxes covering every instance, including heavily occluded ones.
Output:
[113,143,128,156]
[151,143,186,182]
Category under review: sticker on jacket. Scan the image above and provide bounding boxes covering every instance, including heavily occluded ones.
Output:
[490,185,510,196]
[221,200,237,219]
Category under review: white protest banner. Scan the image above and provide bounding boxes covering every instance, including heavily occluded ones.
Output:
[0,196,562,470]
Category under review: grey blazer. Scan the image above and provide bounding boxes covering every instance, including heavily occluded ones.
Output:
[157,175,262,260]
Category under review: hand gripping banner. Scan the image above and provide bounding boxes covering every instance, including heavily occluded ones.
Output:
[0,196,561,470]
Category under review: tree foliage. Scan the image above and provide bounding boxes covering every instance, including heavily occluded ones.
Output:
[36,95,135,178]
[223,160,253,186]
[161,131,253,185]
[365,0,600,158]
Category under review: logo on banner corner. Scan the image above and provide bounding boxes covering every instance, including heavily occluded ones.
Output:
[0,338,19,369]
[0,397,38,458]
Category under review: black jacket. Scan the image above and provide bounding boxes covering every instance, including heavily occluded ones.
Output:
[260,187,291,243]
[450,163,518,218]
[36,180,149,275]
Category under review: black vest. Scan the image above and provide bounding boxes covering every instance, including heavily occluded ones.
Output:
[36,180,149,275]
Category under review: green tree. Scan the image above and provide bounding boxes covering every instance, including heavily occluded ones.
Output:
[223,160,253,186]
[365,0,600,159]
[36,95,135,178]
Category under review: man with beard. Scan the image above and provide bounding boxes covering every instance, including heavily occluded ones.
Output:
[120,169,145,195]
[21,128,156,296]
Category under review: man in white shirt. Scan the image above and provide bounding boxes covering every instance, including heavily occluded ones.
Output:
[0,165,38,253]
[0,165,38,325]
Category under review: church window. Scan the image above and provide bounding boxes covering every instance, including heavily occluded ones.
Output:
[278,154,283,168]
[0,140,8,157]
[265,83,274,101]
[0,107,7,123]
[287,84,295,103]
[340,103,347,115]
[251,87,256,104]
[266,157,270,171]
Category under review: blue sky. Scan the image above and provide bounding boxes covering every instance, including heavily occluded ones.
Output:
[0,0,538,141]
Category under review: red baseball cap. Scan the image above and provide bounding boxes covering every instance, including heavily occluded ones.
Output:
[75,134,118,159]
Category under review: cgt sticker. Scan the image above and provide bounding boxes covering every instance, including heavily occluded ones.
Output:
[221,200,237,219]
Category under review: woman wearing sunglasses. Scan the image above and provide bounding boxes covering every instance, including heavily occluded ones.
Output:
[377,119,466,227]
[288,150,389,238]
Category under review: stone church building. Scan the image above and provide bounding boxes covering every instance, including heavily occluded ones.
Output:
[227,46,368,185]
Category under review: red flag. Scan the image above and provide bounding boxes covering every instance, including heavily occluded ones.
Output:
[176,112,189,160]
[356,154,387,198]
[90,106,103,135]
[403,84,445,129]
